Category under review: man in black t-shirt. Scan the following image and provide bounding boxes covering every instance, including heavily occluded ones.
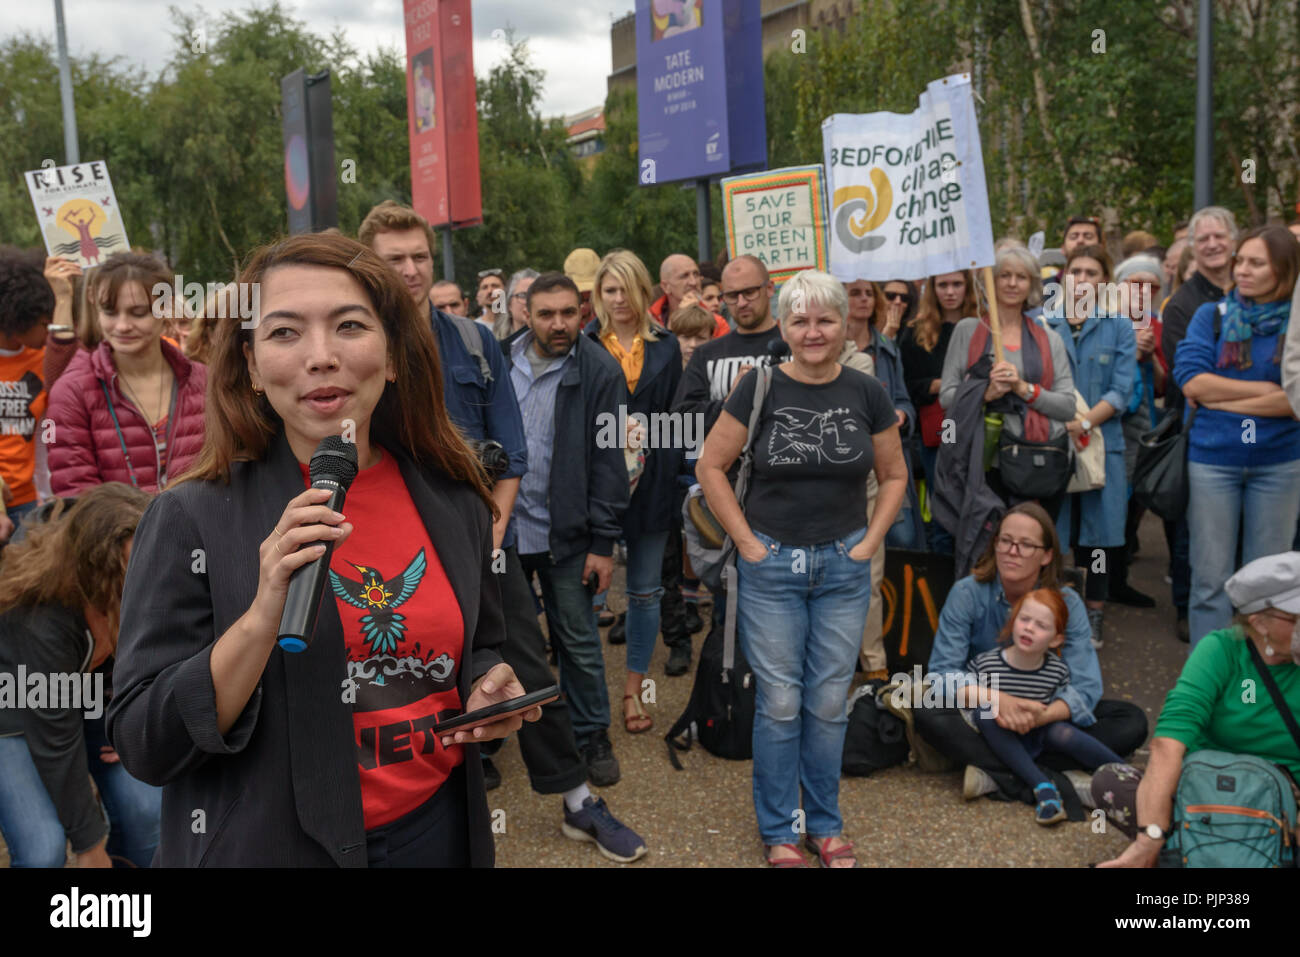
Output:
[672,255,782,429]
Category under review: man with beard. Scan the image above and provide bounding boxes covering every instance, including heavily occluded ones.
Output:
[505,275,640,854]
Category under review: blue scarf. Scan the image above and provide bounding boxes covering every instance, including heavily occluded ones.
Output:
[1217,289,1290,370]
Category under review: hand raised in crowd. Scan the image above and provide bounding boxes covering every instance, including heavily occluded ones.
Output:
[440,661,542,748]
[43,255,82,300]
[1134,327,1156,359]
[248,487,353,638]
[882,298,906,339]
[992,692,1046,734]
[983,360,1022,402]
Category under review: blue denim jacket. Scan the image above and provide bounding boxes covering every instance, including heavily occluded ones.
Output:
[926,575,1101,725]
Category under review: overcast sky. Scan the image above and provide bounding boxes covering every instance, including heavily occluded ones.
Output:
[4,0,632,117]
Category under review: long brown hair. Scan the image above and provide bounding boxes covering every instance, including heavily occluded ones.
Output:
[178,232,495,516]
[1232,224,1300,303]
[0,483,150,639]
[971,502,1063,588]
[911,270,979,351]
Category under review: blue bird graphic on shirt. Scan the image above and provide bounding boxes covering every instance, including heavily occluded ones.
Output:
[329,549,428,657]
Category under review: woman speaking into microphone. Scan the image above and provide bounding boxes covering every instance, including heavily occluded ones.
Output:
[106,233,539,867]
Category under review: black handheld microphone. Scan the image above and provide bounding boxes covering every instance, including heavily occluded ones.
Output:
[767,338,791,361]
[277,436,359,653]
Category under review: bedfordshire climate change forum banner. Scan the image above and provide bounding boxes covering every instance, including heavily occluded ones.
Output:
[823,74,995,283]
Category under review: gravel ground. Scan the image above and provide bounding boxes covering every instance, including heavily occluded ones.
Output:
[0,513,1186,868]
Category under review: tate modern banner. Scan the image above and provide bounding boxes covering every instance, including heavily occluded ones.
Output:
[822,74,994,282]
[636,0,766,185]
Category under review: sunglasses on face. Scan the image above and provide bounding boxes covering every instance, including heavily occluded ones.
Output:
[884,292,912,303]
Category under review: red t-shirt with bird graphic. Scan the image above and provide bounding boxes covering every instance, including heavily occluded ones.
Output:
[309,449,465,829]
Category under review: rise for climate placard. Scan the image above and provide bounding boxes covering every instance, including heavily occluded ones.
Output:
[25,161,129,268]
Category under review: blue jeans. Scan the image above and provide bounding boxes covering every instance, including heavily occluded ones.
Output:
[736,526,870,845]
[83,713,162,867]
[0,719,161,867]
[0,735,68,867]
[1188,459,1300,648]
[919,444,954,555]
[624,529,670,674]
[519,550,610,746]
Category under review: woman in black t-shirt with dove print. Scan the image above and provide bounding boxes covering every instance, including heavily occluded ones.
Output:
[697,270,908,869]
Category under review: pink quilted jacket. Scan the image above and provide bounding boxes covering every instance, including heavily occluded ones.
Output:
[47,340,207,495]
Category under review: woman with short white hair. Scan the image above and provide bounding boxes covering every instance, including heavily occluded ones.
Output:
[697,269,907,868]
[496,268,539,340]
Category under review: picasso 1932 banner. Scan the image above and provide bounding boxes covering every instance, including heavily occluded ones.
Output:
[721,165,829,286]
[636,0,765,186]
[403,0,482,229]
[823,74,994,282]
[25,161,129,268]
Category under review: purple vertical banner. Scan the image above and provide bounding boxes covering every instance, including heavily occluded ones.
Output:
[636,0,730,184]
[722,0,766,173]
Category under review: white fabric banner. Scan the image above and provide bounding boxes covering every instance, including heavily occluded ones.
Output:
[823,74,995,283]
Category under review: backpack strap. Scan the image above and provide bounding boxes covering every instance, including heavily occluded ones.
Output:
[968,320,990,371]
[721,365,772,675]
[448,313,493,384]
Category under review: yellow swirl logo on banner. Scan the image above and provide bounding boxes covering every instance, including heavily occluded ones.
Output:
[832,167,892,253]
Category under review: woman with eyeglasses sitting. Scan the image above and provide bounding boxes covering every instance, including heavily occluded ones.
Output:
[910,503,1148,812]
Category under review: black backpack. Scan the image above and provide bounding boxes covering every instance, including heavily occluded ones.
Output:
[842,681,910,776]
[665,613,755,765]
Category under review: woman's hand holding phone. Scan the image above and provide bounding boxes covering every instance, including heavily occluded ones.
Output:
[440,662,543,747]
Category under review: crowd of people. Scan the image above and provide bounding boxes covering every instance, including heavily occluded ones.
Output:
[0,201,1298,869]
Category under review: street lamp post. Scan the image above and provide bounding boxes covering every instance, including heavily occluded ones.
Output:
[1193,0,1213,209]
[54,0,80,164]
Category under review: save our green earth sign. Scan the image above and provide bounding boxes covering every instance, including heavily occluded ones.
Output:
[721,164,829,287]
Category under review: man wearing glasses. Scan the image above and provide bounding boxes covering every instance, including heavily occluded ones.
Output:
[651,254,729,338]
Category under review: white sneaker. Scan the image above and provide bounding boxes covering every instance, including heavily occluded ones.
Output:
[1064,769,1096,809]
[962,764,997,800]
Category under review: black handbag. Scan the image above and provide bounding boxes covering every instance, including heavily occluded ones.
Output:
[1132,406,1195,523]
[997,428,1072,500]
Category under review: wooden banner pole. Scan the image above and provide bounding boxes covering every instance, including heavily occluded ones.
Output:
[982,266,1003,362]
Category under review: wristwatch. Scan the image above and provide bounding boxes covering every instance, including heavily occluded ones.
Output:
[1080,418,1093,433]
[1142,823,1167,842]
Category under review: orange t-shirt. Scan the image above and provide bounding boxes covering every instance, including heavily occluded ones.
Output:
[0,346,48,507]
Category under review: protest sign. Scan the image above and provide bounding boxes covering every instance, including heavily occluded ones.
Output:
[25,161,128,268]
[823,74,994,282]
[721,165,828,285]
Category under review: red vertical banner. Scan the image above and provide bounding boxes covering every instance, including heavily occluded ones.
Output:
[403,0,481,229]
[440,0,482,227]
[404,0,449,226]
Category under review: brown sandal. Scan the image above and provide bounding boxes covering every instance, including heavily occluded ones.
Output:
[623,694,652,734]
[765,843,809,868]
[804,835,858,868]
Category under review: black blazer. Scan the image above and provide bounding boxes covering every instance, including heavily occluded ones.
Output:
[106,432,504,867]
[584,320,684,539]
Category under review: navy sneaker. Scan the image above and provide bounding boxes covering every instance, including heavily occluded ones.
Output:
[1034,782,1066,826]
[562,797,647,863]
